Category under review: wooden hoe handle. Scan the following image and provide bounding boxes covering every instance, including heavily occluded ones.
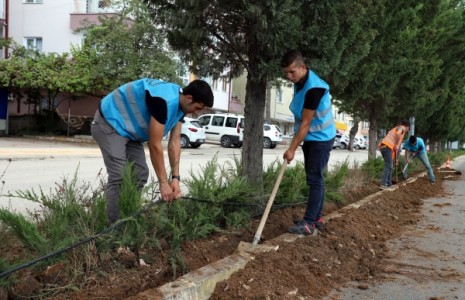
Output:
[252,161,288,245]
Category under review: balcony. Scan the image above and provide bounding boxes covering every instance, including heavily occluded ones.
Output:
[70,0,118,30]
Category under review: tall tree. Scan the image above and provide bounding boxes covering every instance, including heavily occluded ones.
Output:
[76,0,181,91]
[0,40,70,113]
[412,0,465,147]
[335,1,448,159]
[144,0,374,191]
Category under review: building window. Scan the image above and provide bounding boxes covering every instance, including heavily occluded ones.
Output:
[24,37,43,53]
[23,0,43,3]
[98,0,111,8]
[276,89,283,104]
[87,0,112,13]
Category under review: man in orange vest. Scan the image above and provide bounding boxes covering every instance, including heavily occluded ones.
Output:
[378,120,410,189]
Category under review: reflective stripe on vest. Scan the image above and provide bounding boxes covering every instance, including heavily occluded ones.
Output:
[100,78,183,141]
[289,70,336,141]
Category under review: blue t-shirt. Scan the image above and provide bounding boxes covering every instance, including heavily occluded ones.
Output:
[403,137,426,154]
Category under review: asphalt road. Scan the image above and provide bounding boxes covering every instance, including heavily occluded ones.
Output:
[326,156,465,300]
[0,136,370,214]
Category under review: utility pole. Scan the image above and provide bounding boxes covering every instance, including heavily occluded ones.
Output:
[409,116,415,136]
[265,82,271,124]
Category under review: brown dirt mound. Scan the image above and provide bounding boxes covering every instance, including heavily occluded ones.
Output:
[209,176,447,299]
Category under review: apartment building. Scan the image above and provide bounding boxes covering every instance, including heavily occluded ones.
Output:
[3,0,120,134]
[2,0,231,134]
[8,0,118,55]
[0,0,7,134]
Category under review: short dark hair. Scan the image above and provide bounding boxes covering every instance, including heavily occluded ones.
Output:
[281,49,305,68]
[400,120,410,127]
[183,79,214,108]
[409,135,417,144]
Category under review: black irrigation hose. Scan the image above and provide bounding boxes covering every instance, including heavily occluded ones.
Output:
[0,197,164,280]
[181,196,260,207]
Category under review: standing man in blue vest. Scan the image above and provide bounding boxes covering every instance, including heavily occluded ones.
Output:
[91,79,214,223]
[281,50,336,236]
[402,135,435,184]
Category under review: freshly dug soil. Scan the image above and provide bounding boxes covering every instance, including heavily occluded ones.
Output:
[4,171,454,299]
[210,175,446,299]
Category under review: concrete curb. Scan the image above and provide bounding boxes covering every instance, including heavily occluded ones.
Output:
[22,135,221,149]
[24,135,97,144]
[131,170,436,299]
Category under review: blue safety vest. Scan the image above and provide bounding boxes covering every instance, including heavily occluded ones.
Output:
[289,70,336,141]
[100,78,184,141]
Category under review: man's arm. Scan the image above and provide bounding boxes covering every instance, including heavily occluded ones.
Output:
[168,122,182,198]
[284,108,314,163]
[404,150,411,162]
[148,116,174,202]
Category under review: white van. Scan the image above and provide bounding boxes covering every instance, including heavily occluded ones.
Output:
[198,113,244,148]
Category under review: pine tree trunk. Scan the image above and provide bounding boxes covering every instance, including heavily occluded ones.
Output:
[348,118,359,151]
[242,72,267,199]
[368,108,379,159]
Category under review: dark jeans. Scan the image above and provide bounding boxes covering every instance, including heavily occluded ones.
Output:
[380,147,393,186]
[302,138,334,224]
[403,152,435,182]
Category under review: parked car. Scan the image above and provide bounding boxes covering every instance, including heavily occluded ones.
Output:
[263,124,282,149]
[180,117,205,148]
[333,134,349,149]
[353,136,367,150]
[197,113,244,148]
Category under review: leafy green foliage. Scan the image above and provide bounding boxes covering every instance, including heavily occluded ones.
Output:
[334,0,465,155]
[185,155,259,205]
[324,161,350,204]
[115,164,148,249]
[0,210,48,254]
[361,158,385,180]
[76,0,182,90]
[265,160,307,205]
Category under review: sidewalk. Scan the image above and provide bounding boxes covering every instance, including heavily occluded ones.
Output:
[22,135,221,149]
[326,156,465,299]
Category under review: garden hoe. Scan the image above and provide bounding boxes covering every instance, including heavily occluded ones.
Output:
[402,154,415,179]
[237,160,288,253]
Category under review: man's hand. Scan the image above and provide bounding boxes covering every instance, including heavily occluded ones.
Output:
[283,148,295,163]
[170,180,181,199]
[160,181,175,202]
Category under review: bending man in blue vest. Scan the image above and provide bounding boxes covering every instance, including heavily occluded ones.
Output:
[91,79,214,223]
[281,50,336,236]
[402,135,435,184]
